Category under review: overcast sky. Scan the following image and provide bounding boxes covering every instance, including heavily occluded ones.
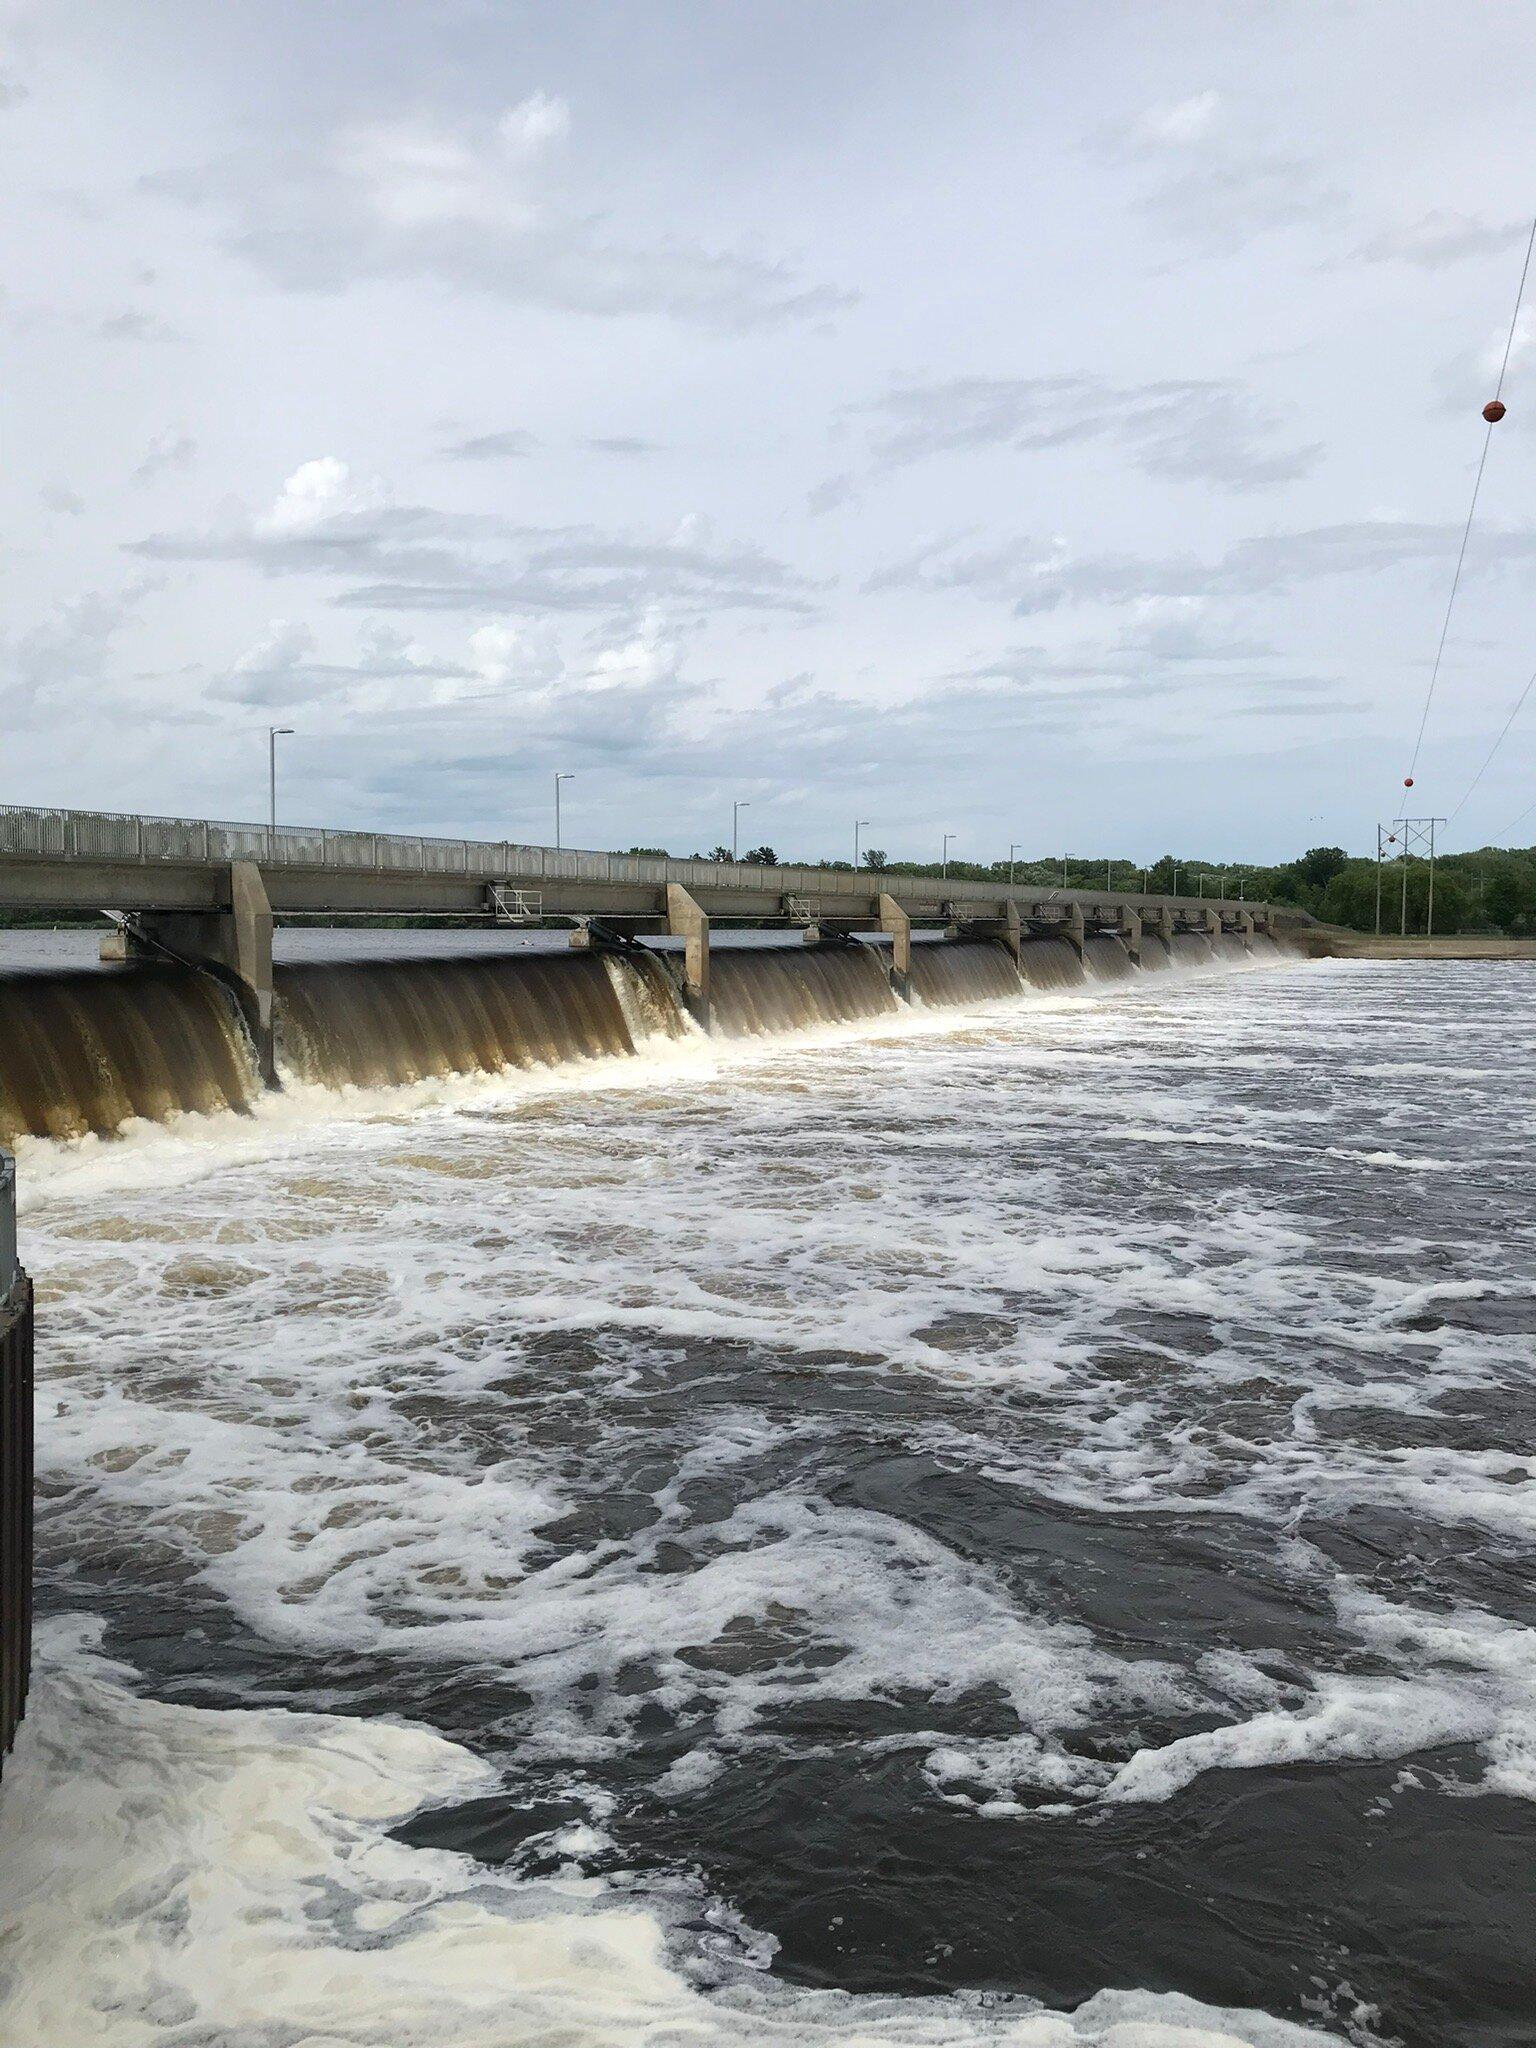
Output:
[5,0,1536,863]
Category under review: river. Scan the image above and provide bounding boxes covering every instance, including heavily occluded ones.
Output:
[0,950,1531,2047]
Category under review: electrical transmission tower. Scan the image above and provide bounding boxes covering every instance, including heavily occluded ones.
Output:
[1391,815,1447,937]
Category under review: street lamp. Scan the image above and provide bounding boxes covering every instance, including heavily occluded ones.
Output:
[1008,842,1020,886]
[854,819,870,869]
[941,832,955,878]
[732,799,750,861]
[268,727,293,843]
[554,771,573,851]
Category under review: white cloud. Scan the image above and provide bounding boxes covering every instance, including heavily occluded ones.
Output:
[131,431,197,485]
[150,98,853,330]
[469,621,562,689]
[257,457,390,535]
[1114,94,1340,252]
[0,587,147,724]
[1131,92,1221,148]
[135,462,817,621]
[850,375,1319,492]
[1357,210,1531,270]
[498,91,571,160]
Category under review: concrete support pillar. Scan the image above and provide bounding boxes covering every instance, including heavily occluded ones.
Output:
[1118,905,1142,963]
[1063,902,1086,957]
[665,883,710,1026]
[133,861,276,1084]
[1000,899,1022,967]
[1237,909,1255,951]
[877,893,911,1000]
[1152,905,1175,946]
[229,863,275,1078]
[1202,907,1221,941]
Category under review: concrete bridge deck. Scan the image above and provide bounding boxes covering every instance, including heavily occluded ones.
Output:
[0,803,1273,928]
[0,803,1288,1067]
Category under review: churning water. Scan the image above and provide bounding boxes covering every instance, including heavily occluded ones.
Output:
[1,949,1532,2048]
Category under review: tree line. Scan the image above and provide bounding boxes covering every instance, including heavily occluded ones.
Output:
[633,841,1536,935]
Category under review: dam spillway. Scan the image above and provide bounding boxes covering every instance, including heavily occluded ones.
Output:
[0,928,1288,1146]
[0,965,260,1142]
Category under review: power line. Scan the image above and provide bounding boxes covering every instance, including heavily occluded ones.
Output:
[1445,664,1536,830]
[1495,790,1536,842]
[1400,211,1536,789]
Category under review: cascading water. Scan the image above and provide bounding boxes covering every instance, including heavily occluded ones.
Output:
[272,952,684,1090]
[1016,935,1086,991]
[0,967,257,1142]
[0,932,1290,1144]
[907,939,1024,1006]
[707,942,899,1037]
[1170,932,1216,969]
[1083,933,1136,982]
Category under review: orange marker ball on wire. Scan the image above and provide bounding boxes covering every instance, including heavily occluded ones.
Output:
[1404,776,1414,787]
[1484,400,1507,422]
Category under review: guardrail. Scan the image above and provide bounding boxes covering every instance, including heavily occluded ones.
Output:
[0,803,1275,920]
[0,1152,31,1781]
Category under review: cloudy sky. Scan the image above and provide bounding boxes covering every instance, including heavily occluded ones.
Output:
[5,0,1536,863]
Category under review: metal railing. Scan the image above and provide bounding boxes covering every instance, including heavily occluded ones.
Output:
[0,803,1276,920]
[0,1152,31,1780]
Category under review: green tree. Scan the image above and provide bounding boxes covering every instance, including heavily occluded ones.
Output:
[742,845,778,866]
[863,848,888,871]
[1321,860,1469,934]
[1295,845,1349,890]
[1485,863,1534,931]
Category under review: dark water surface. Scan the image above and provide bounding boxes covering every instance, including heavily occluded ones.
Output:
[3,955,1533,2047]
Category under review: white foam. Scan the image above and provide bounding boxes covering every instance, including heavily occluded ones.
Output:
[7,950,1525,2043]
[0,1619,1350,2048]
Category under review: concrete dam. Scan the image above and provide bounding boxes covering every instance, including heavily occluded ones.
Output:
[0,805,1294,1144]
[0,925,1285,1146]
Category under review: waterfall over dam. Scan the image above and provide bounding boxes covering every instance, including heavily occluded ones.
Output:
[0,929,1286,1145]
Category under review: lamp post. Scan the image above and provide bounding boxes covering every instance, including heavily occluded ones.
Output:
[1008,842,1020,887]
[732,800,750,861]
[1062,851,1069,887]
[554,771,573,851]
[942,832,955,879]
[854,819,870,870]
[268,726,293,846]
